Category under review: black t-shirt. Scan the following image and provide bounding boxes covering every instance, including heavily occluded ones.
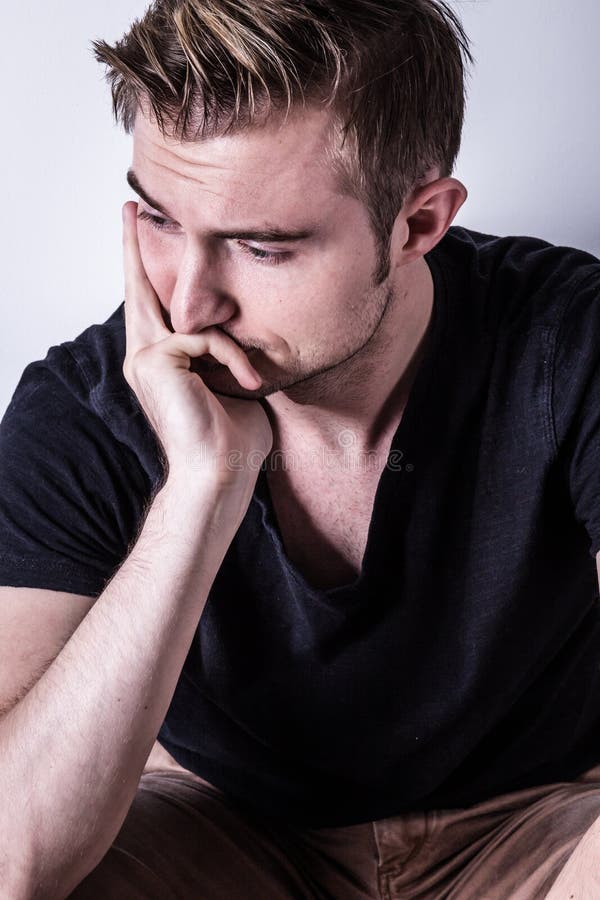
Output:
[2,225,600,828]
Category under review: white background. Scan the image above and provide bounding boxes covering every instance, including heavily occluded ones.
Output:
[1,0,599,415]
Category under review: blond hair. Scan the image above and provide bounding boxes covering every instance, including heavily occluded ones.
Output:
[93,0,473,281]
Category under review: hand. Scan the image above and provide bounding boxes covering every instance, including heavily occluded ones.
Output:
[121,201,273,493]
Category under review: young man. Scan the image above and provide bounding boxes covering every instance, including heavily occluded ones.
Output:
[1,1,599,897]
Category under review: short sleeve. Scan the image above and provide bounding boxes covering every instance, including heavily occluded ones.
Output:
[552,266,600,558]
[0,344,153,597]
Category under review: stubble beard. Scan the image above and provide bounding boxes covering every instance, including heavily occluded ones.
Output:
[200,278,396,403]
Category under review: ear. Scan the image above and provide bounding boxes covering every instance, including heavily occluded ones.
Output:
[389,177,468,267]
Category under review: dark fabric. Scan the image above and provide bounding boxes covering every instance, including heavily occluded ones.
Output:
[1,226,600,827]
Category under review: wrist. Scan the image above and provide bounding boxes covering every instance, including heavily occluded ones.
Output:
[159,464,256,528]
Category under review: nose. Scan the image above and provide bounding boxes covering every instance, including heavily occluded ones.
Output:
[167,239,237,334]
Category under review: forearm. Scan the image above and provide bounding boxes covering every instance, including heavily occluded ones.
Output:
[0,474,244,898]
[544,814,600,899]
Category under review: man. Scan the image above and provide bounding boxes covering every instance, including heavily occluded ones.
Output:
[1,0,600,897]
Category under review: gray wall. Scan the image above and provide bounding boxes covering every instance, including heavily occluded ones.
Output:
[1,0,599,415]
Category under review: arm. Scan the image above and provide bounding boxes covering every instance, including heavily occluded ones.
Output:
[0,200,270,898]
[0,473,246,898]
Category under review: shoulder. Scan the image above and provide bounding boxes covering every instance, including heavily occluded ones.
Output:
[4,303,164,491]
[430,225,600,334]
[9,303,127,408]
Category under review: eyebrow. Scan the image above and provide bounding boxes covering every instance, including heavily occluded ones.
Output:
[126,168,317,243]
[127,169,172,217]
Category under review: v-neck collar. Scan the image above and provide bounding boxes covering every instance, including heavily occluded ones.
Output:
[252,239,449,603]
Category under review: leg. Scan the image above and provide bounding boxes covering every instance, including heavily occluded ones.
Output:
[373,763,600,899]
[68,769,380,899]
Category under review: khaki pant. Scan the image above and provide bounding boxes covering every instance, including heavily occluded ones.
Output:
[70,762,600,899]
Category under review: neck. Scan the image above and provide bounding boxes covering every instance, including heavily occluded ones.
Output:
[263,256,435,455]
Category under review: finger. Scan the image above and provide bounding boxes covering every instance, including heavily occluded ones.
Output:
[122,201,169,358]
[157,328,263,390]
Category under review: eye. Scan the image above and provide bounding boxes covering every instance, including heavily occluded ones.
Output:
[236,242,289,266]
[137,210,179,232]
[137,210,289,265]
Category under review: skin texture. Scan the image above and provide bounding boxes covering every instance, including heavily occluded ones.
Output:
[130,104,467,456]
[121,199,273,480]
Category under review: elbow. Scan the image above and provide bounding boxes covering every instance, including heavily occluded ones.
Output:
[0,840,86,900]
[0,854,36,900]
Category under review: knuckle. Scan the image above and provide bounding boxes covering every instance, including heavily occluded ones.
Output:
[122,357,132,384]
[123,347,147,384]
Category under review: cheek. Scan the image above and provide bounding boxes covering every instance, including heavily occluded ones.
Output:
[138,231,178,306]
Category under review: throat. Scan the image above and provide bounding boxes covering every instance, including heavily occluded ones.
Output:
[264,457,384,592]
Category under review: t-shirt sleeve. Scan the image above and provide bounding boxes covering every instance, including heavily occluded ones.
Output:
[552,265,600,559]
[0,344,153,597]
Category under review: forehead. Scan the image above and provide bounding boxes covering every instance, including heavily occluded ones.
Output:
[131,105,347,218]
